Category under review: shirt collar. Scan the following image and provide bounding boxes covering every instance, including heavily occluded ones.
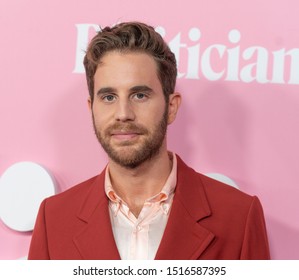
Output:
[104,152,177,205]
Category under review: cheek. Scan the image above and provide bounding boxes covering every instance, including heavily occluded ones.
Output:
[92,111,105,129]
[92,105,112,123]
[139,106,166,127]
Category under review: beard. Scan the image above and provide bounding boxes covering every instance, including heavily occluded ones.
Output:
[92,107,168,169]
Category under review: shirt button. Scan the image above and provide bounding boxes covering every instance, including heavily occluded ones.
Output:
[162,204,169,213]
[136,225,142,231]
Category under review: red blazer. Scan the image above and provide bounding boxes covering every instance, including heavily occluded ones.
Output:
[28,156,270,259]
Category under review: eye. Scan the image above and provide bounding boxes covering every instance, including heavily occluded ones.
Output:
[133,93,148,101]
[102,94,116,102]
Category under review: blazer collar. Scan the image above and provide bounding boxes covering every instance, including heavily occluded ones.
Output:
[73,155,214,260]
[73,168,121,259]
[155,155,215,259]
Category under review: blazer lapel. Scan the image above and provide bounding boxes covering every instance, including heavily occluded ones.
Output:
[73,170,121,259]
[155,156,215,260]
[72,156,214,260]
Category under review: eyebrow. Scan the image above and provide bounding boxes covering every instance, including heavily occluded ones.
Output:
[130,85,153,93]
[96,85,153,96]
[96,87,116,95]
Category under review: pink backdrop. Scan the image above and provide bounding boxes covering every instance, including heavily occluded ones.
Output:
[1,0,299,259]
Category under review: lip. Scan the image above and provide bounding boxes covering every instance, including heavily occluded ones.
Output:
[111,132,141,141]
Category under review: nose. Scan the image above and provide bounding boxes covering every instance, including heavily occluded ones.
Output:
[114,99,135,122]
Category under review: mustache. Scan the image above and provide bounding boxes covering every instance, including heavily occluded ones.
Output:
[105,123,148,134]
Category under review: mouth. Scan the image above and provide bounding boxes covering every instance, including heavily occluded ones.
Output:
[110,131,142,141]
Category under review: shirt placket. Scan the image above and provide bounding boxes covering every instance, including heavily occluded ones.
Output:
[128,201,164,259]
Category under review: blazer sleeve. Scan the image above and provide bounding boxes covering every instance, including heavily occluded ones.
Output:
[240,196,270,259]
[28,199,50,260]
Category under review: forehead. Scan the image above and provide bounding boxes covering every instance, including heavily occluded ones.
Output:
[95,51,159,78]
[98,50,157,65]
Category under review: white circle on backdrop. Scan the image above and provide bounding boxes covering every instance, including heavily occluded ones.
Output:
[189,27,201,41]
[0,162,56,232]
[228,29,241,43]
[155,26,166,37]
[205,173,239,189]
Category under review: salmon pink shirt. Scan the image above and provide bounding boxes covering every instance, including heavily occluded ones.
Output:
[104,153,177,260]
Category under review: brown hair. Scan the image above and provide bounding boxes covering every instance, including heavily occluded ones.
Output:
[83,22,177,104]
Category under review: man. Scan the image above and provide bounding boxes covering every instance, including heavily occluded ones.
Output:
[28,22,270,260]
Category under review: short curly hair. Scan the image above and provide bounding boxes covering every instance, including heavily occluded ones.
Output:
[83,22,177,104]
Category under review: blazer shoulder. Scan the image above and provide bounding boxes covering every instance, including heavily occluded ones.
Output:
[195,172,264,221]
[51,175,98,199]
[43,174,103,214]
[177,155,253,202]
[199,173,252,199]
[202,172,256,204]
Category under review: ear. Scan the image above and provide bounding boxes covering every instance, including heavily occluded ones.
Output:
[87,97,92,112]
[167,92,181,125]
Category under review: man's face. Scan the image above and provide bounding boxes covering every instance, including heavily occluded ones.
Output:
[89,51,169,168]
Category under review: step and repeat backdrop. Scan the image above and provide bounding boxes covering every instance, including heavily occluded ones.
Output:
[1,0,299,259]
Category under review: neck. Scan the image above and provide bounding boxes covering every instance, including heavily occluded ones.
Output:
[108,147,172,216]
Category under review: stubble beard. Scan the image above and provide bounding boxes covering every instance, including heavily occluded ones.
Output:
[92,107,168,169]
